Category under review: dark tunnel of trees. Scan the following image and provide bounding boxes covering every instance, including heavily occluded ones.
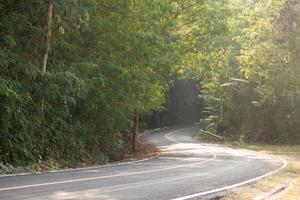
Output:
[147,79,204,128]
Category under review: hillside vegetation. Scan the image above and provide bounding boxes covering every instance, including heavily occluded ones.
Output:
[1,0,300,169]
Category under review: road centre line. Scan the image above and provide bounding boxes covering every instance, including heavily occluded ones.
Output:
[0,126,187,178]
[0,126,287,200]
[1,126,192,178]
[164,127,193,142]
[0,154,216,192]
[54,172,212,199]
[0,128,216,192]
[0,127,178,178]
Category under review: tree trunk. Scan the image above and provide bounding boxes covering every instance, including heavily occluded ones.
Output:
[41,0,53,116]
[41,0,53,73]
[132,113,139,152]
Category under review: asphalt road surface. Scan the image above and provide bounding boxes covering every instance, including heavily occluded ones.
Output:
[0,126,286,200]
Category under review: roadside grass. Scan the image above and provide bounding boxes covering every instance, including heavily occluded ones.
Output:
[225,142,300,155]
[0,160,61,175]
[197,131,300,154]
[220,161,300,200]
[0,159,91,175]
[277,175,300,200]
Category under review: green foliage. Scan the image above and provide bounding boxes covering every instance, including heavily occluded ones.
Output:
[196,0,300,144]
[0,0,174,167]
[2,0,299,170]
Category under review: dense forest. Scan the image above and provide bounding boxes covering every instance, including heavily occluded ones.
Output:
[1,0,300,169]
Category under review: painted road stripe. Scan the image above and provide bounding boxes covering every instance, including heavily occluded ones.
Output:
[0,154,216,191]
[164,127,193,142]
[171,156,288,200]
[0,126,187,178]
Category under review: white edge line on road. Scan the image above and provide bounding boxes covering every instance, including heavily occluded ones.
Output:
[171,156,288,200]
[0,154,216,192]
[0,126,193,178]
[0,149,161,178]
[0,127,169,178]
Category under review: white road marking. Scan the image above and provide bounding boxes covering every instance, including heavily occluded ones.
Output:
[164,127,192,142]
[0,126,187,178]
[2,125,286,200]
[0,154,216,191]
[0,151,160,179]
[86,172,209,195]
[48,172,209,200]
[170,156,288,200]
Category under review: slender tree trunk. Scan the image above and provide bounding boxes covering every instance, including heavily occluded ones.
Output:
[41,0,53,116]
[41,0,53,73]
[132,113,139,152]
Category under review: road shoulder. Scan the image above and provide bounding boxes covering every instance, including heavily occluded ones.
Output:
[0,134,160,177]
[220,144,300,200]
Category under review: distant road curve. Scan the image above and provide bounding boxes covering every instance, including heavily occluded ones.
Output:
[0,126,287,200]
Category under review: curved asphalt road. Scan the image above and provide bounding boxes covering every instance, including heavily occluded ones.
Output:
[0,126,286,200]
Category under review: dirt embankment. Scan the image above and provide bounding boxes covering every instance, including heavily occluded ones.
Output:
[123,136,160,162]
